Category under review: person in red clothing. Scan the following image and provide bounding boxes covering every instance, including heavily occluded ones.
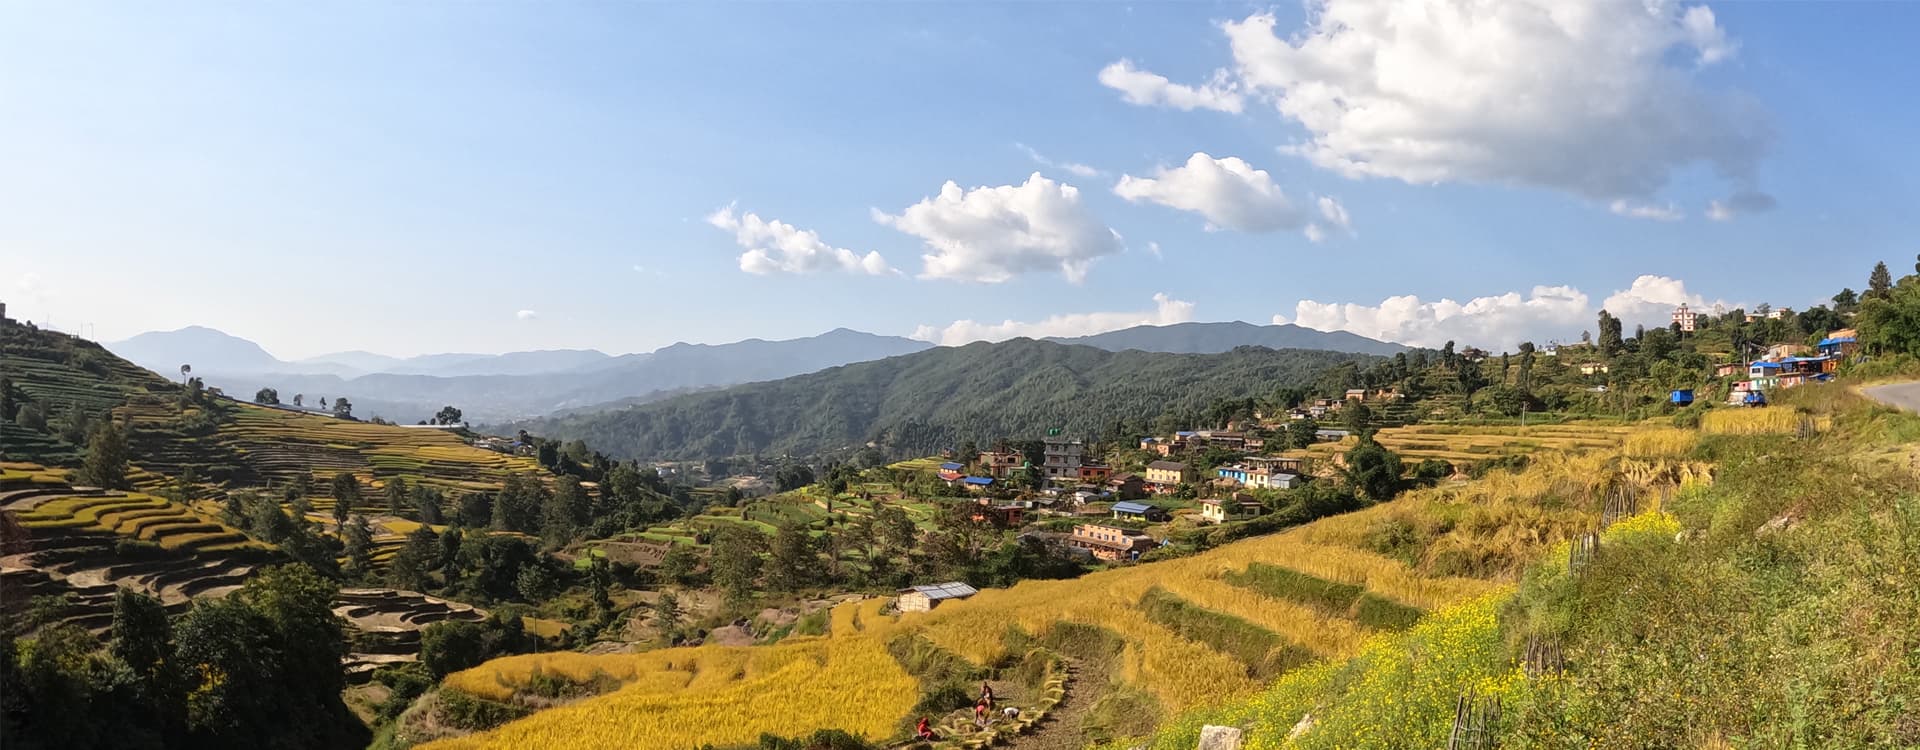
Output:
[915,716,934,740]
[979,681,995,709]
[973,700,989,729]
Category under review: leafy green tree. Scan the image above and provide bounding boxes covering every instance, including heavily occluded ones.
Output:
[1343,436,1404,502]
[388,525,440,592]
[661,544,700,586]
[652,592,683,640]
[1597,310,1624,356]
[80,419,131,490]
[434,405,463,425]
[1858,280,1920,357]
[291,393,303,407]
[384,476,409,515]
[331,397,353,419]
[342,515,376,579]
[330,473,360,531]
[767,522,819,592]
[1832,288,1859,314]
[709,526,764,604]
[412,485,446,524]
[1286,419,1319,450]
[419,620,486,678]
[253,388,279,405]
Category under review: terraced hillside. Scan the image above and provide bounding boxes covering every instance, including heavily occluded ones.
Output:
[1,317,180,466]
[415,431,1701,750]
[0,463,273,634]
[1301,422,1634,468]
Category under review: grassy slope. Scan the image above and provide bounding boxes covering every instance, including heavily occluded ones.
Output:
[418,427,1681,750]
[1145,384,1920,749]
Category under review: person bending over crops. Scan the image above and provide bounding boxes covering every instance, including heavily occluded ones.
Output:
[916,717,934,741]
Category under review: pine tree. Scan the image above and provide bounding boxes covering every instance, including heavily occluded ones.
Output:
[1868,261,1893,299]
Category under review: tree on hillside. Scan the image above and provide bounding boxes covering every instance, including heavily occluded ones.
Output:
[434,405,463,426]
[331,473,360,531]
[766,522,820,591]
[1286,418,1319,450]
[1867,261,1894,300]
[388,525,440,592]
[384,476,409,515]
[1832,288,1859,314]
[179,363,191,384]
[318,397,327,409]
[412,485,445,525]
[80,420,130,490]
[331,398,353,419]
[110,588,179,717]
[342,515,375,579]
[709,526,764,604]
[1344,436,1404,502]
[253,388,279,405]
[1858,280,1920,357]
[1341,400,1373,437]
[1597,310,1624,356]
[292,393,303,408]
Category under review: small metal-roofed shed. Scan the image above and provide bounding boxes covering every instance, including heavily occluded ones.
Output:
[939,462,964,471]
[896,581,980,612]
[1111,501,1170,522]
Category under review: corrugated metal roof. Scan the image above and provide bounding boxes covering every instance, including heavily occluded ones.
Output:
[939,462,964,471]
[909,582,978,600]
[963,476,994,485]
[1147,460,1188,471]
[1112,501,1156,514]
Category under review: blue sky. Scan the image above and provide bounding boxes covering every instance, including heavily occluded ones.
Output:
[2,1,1915,359]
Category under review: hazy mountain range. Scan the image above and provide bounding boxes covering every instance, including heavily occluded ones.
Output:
[106,322,1401,425]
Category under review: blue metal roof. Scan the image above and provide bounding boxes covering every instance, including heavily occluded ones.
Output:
[1112,501,1157,514]
[1817,336,1856,346]
[963,476,993,485]
[939,462,964,471]
[1750,361,1782,369]
[1175,431,1197,437]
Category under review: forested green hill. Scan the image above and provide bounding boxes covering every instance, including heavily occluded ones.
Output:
[509,338,1382,461]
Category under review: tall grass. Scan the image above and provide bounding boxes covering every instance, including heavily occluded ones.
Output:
[1700,407,1800,435]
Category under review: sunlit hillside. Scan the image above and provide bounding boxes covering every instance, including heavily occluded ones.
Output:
[414,424,1704,749]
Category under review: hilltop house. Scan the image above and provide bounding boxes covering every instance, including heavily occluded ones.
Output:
[897,582,978,613]
[1344,388,1368,402]
[979,450,1023,479]
[1106,472,1146,499]
[1043,435,1084,482]
[1077,463,1112,482]
[1215,464,1303,490]
[1067,523,1154,562]
[1144,461,1193,492]
[1111,501,1170,522]
[1672,303,1699,332]
[1199,495,1267,523]
[961,476,995,493]
[937,462,965,482]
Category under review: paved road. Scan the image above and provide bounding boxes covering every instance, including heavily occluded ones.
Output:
[1863,381,1920,413]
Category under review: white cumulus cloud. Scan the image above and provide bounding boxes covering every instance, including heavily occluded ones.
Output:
[707,205,894,276]
[515,309,538,321]
[1114,152,1317,234]
[876,172,1123,284]
[912,293,1197,346]
[1599,274,1735,330]
[1114,1,1773,211]
[1281,274,1736,349]
[1097,59,1244,114]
